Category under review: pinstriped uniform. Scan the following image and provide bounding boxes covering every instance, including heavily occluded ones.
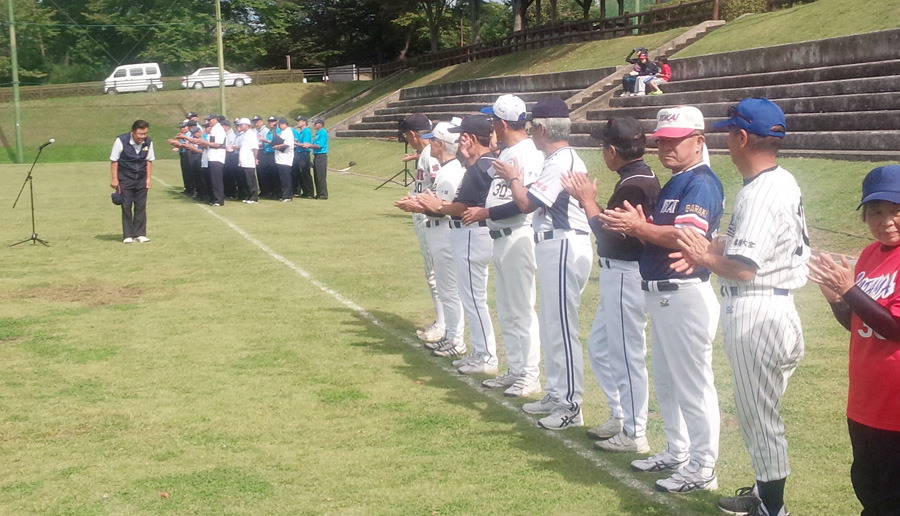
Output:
[718,165,809,482]
[412,145,444,329]
[529,147,593,412]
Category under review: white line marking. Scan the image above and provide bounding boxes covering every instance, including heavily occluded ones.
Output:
[154,176,698,513]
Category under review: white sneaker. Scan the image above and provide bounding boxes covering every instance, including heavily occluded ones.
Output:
[135,236,150,243]
[431,338,466,357]
[417,322,445,343]
[594,431,650,453]
[423,338,449,351]
[452,354,478,368]
[457,354,499,375]
[123,237,134,243]
[503,375,541,397]
[522,394,557,414]
[482,371,520,389]
[655,461,718,493]
[586,417,624,440]
[538,406,584,430]
[631,448,689,472]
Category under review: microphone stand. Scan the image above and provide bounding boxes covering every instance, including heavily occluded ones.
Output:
[11,145,50,246]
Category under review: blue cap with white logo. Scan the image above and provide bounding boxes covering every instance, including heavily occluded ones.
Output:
[859,165,900,209]
[713,98,786,138]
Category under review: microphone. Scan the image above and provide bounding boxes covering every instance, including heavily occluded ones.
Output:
[38,139,55,150]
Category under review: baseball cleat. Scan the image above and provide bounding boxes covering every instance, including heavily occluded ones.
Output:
[631,448,689,472]
[717,486,761,515]
[503,375,541,398]
[431,338,466,357]
[417,322,445,343]
[522,394,557,414]
[586,417,624,440]
[451,353,478,368]
[538,406,583,430]
[482,371,520,389]
[594,432,650,453]
[654,461,717,493]
[457,354,499,375]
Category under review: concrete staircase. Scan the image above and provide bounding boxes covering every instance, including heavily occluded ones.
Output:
[570,28,900,161]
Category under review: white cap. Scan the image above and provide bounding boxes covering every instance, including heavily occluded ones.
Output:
[481,94,527,122]
[423,122,459,145]
[238,117,252,126]
[653,105,706,138]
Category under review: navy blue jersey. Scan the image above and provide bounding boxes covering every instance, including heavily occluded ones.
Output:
[639,163,724,281]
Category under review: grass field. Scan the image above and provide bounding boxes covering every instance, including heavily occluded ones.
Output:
[0,138,889,515]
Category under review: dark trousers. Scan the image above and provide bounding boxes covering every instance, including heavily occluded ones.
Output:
[187,153,201,196]
[119,178,147,239]
[243,167,259,202]
[296,151,313,197]
[277,164,293,200]
[258,152,276,197]
[209,160,225,205]
[224,153,241,199]
[179,152,191,192]
[848,418,900,515]
[313,153,328,199]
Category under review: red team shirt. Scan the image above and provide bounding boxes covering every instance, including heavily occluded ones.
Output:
[849,241,900,431]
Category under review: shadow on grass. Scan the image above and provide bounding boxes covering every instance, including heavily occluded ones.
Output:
[94,233,125,242]
[336,307,721,516]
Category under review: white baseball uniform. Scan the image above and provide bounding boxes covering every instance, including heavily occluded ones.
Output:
[412,145,444,331]
[718,165,809,482]
[484,138,544,378]
[423,158,466,342]
[529,146,593,411]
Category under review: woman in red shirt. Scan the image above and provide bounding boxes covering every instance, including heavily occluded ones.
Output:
[809,164,900,515]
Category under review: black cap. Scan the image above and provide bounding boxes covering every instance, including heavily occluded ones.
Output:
[205,113,217,120]
[401,113,432,132]
[591,117,646,148]
[312,117,325,125]
[186,112,198,118]
[447,115,492,139]
[251,116,262,122]
[267,116,278,122]
[528,97,569,120]
[296,115,307,122]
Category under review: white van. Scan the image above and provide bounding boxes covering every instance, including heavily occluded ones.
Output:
[103,63,163,94]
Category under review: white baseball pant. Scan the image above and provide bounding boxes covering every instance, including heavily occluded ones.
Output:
[645,280,720,468]
[722,291,804,482]
[492,225,540,377]
[423,220,464,341]
[587,258,649,438]
[413,212,444,330]
[449,225,496,361]
[535,232,593,411]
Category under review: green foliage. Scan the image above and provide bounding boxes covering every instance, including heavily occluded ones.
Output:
[44,63,96,84]
[720,0,769,21]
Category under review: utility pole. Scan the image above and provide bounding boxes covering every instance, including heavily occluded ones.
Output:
[8,0,24,163]
[215,0,226,118]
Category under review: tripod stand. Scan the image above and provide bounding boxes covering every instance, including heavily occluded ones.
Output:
[11,146,50,247]
[375,140,416,190]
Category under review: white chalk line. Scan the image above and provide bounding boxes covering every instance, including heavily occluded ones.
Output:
[155,177,699,514]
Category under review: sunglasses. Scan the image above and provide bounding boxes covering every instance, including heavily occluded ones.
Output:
[727,106,753,125]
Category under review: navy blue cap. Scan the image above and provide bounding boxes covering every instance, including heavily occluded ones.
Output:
[859,165,900,209]
[713,98,786,138]
[527,96,569,120]
[447,115,492,139]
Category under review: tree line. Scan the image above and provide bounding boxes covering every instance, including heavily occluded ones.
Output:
[0,0,643,85]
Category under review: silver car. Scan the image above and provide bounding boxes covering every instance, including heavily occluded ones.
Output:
[181,67,252,89]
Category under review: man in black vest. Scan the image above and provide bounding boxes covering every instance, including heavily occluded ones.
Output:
[110,119,155,243]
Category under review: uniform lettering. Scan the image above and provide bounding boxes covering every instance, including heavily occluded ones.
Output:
[856,271,897,301]
[732,238,755,248]
[660,199,679,214]
[857,323,886,340]
[683,203,709,219]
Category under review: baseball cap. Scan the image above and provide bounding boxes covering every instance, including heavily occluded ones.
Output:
[238,117,252,126]
[401,113,432,132]
[591,117,646,148]
[422,122,459,145]
[267,116,278,122]
[178,119,190,127]
[251,115,262,122]
[312,117,325,125]
[528,97,569,120]
[713,98,787,138]
[653,105,706,138]
[859,165,900,209]
[186,112,198,118]
[205,113,217,121]
[296,115,308,122]
[276,117,288,125]
[481,94,527,122]
[447,115,492,139]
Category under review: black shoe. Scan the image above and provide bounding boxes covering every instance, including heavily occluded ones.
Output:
[315,195,328,200]
[717,486,760,515]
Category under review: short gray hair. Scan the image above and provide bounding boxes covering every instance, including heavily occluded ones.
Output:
[531,117,570,142]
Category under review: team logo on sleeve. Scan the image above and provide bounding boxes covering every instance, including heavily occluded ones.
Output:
[856,271,897,300]
[660,199,679,213]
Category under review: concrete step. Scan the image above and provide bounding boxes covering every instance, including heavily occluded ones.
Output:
[705,130,900,151]
[587,92,900,120]
[360,112,472,124]
[387,89,581,109]
[375,102,540,116]
[661,59,900,95]
[399,67,615,100]
[336,129,402,140]
[607,76,900,110]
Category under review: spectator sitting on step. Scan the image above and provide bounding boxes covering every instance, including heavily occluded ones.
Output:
[631,53,660,97]
[647,57,672,96]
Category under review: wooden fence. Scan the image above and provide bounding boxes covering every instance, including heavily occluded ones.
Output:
[374,0,717,78]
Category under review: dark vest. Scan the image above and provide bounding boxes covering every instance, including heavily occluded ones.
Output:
[116,133,151,182]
